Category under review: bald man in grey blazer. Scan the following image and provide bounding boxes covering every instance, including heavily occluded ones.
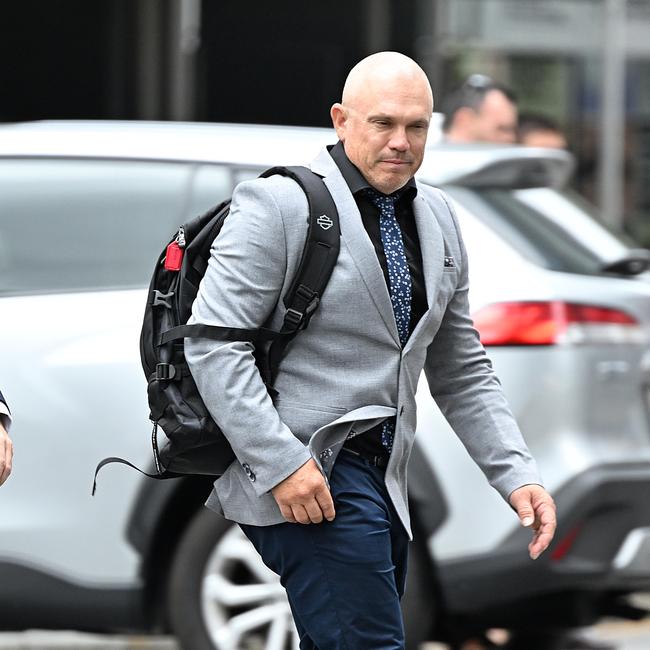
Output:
[186,52,556,649]
[0,390,13,486]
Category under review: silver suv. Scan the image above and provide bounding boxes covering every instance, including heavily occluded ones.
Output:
[1,121,649,650]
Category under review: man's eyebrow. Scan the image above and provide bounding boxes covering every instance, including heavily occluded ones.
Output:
[366,113,430,126]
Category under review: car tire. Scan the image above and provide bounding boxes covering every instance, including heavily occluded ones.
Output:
[167,507,298,650]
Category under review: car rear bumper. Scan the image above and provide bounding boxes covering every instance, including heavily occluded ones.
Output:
[0,562,146,632]
[613,527,650,577]
[436,462,650,624]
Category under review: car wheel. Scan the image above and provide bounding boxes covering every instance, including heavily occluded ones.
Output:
[167,507,298,650]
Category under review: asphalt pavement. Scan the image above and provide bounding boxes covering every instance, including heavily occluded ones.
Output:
[0,618,649,649]
[0,633,178,649]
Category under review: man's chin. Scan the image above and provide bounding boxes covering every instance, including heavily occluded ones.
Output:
[371,172,410,194]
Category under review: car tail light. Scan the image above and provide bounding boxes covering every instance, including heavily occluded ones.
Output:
[550,524,582,562]
[472,301,644,346]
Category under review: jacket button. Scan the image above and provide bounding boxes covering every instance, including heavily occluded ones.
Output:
[399,405,405,416]
[242,463,256,482]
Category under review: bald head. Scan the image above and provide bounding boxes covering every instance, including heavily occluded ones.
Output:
[341,52,433,113]
[331,52,433,194]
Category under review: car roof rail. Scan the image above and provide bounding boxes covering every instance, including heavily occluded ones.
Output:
[418,145,575,190]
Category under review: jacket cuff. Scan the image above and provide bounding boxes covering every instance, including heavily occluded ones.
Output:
[493,469,544,504]
[246,445,313,497]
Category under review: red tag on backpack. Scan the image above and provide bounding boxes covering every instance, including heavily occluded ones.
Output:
[164,242,184,271]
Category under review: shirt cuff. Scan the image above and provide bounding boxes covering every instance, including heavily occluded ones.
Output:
[0,402,11,432]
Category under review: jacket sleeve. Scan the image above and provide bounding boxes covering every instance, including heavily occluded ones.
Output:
[0,391,11,431]
[185,178,312,496]
[423,190,542,501]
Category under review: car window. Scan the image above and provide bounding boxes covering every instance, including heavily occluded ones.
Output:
[515,187,636,259]
[0,159,195,295]
[233,168,266,185]
[443,186,609,276]
[186,164,272,218]
[185,163,235,217]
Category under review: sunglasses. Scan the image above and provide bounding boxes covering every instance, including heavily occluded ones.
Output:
[463,73,495,90]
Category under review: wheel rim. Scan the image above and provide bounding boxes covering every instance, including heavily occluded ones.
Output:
[200,525,299,650]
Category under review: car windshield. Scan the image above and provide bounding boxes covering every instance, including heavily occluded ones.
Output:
[443,185,640,277]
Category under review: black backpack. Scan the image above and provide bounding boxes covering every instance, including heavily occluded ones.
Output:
[93,166,340,493]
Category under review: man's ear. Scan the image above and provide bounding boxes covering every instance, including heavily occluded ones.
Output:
[453,106,477,133]
[330,103,347,140]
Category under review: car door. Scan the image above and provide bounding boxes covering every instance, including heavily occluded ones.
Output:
[0,157,231,587]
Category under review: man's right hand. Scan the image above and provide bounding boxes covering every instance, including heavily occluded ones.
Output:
[0,423,13,486]
[271,458,335,524]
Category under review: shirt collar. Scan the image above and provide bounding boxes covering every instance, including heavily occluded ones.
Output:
[328,141,417,201]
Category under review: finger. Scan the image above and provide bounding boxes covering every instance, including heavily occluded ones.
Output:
[278,504,297,524]
[304,499,325,524]
[291,504,312,525]
[530,528,554,560]
[529,504,557,559]
[534,501,557,533]
[515,498,536,528]
[0,439,9,486]
[315,487,336,522]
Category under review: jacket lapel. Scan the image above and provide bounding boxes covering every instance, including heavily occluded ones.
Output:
[403,187,445,352]
[412,188,445,309]
[310,149,400,345]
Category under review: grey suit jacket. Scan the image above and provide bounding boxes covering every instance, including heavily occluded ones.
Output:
[185,147,542,537]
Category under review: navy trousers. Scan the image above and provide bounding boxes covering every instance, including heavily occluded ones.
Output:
[240,449,410,650]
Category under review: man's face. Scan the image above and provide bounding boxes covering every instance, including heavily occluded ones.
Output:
[520,129,567,150]
[472,89,518,144]
[331,80,432,194]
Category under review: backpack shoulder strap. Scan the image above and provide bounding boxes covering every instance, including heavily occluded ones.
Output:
[259,166,341,387]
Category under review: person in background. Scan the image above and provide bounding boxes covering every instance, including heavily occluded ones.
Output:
[517,112,568,149]
[0,390,13,485]
[441,74,518,144]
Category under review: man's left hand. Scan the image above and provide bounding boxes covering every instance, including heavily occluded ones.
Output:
[509,484,556,560]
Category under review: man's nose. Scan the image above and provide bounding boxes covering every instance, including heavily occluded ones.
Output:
[388,128,409,151]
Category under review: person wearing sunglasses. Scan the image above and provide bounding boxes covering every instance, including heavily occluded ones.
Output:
[442,73,518,144]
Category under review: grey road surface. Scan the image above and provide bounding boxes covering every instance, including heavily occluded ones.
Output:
[1,619,650,650]
[0,633,177,650]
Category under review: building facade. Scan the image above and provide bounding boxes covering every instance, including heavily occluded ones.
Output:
[3,0,649,243]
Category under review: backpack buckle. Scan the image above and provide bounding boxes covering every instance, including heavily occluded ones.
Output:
[284,308,304,330]
[152,290,174,309]
[284,294,320,332]
[295,284,316,301]
[155,363,177,380]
